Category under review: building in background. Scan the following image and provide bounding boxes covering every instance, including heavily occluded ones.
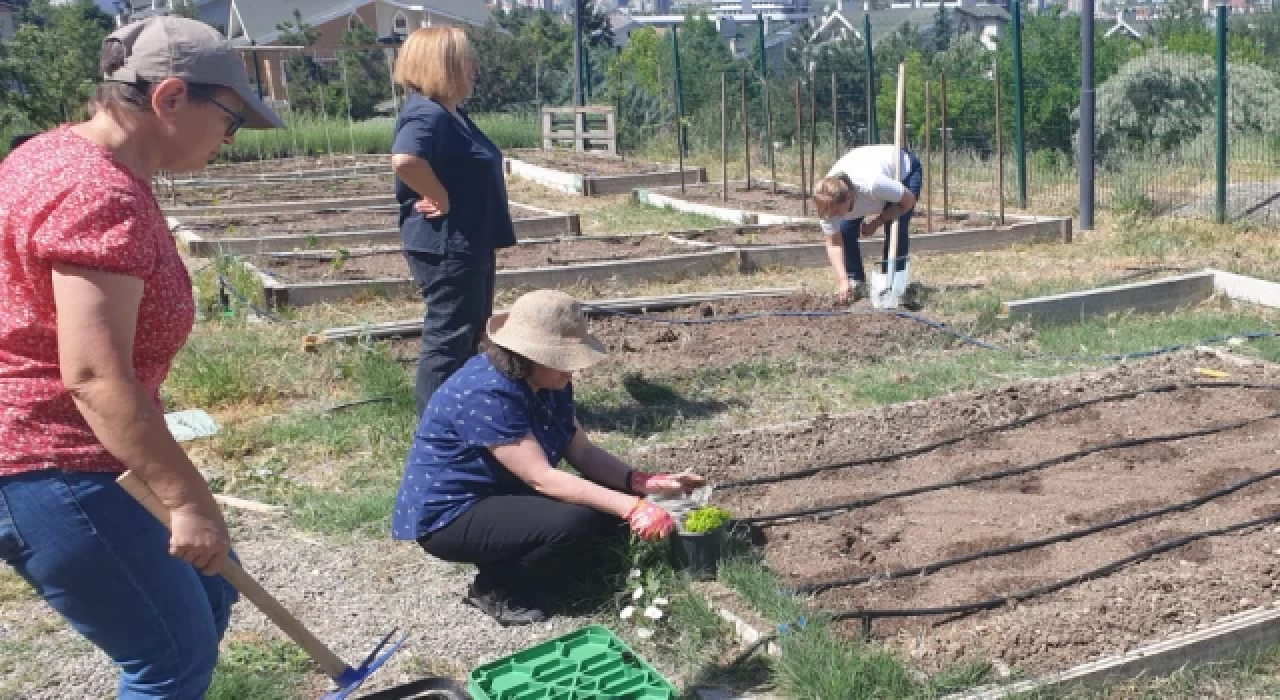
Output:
[811,0,1009,49]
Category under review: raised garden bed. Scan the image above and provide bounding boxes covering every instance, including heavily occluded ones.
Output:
[248,234,738,307]
[188,155,387,180]
[165,173,393,206]
[172,203,580,256]
[632,356,1280,679]
[505,149,706,196]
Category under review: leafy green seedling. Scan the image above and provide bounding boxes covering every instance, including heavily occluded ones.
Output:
[682,506,731,534]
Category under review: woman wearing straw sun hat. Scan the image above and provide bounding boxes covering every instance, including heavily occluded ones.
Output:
[392,290,705,626]
[0,16,281,699]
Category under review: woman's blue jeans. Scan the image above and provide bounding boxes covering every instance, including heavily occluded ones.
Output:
[0,469,237,699]
[839,150,924,283]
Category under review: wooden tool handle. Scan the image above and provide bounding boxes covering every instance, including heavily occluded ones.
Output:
[116,472,349,679]
[887,62,907,265]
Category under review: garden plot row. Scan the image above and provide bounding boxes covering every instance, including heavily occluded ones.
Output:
[226,218,1068,307]
[384,292,969,384]
[633,358,1280,679]
[162,172,394,206]
[172,202,579,256]
[180,154,388,181]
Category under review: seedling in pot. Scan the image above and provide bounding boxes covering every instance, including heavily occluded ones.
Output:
[681,505,731,534]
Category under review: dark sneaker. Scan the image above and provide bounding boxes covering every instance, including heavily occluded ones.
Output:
[850,281,867,303]
[464,582,548,627]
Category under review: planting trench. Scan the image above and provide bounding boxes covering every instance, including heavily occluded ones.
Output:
[508,150,687,177]
[166,173,393,206]
[178,203,554,239]
[629,355,1280,676]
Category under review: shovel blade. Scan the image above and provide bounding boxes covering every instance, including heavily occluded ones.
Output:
[871,259,911,310]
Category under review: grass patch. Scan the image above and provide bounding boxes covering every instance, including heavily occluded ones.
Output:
[289,485,397,537]
[208,638,312,700]
[0,568,35,603]
[165,320,291,409]
[1008,644,1280,699]
[218,113,537,163]
[581,200,727,234]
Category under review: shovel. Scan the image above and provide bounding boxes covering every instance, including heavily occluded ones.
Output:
[116,471,469,700]
[872,62,910,311]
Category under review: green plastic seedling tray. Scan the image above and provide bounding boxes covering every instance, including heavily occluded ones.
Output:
[466,625,677,700]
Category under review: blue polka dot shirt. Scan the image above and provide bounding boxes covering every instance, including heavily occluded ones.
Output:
[391,353,577,541]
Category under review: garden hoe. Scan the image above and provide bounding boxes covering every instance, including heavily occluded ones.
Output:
[871,62,911,310]
[116,471,470,700]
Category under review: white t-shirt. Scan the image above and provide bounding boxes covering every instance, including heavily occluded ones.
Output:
[819,144,912,235]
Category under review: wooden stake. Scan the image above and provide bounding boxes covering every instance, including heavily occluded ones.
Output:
[925,79,933,234]
[994,56,1005,225]
[741,70,751,190]
[940,73,949,221]
[722,71,729,202]
[795,81,807,216]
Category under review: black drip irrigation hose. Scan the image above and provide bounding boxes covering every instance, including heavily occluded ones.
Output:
[729,512,1280,666]
[795,463,1280,595]
[827,512,1280,637]
[721,381,1280,491]
[590,306,1280,364]
[739,409,1280,527]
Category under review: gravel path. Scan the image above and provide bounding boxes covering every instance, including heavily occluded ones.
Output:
[0,515,595,699]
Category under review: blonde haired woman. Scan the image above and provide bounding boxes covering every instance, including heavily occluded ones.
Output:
[392,27,517,415]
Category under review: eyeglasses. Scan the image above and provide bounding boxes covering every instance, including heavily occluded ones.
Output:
[206,96,246,138]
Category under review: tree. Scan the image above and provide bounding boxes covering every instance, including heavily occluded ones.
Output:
[467,21,537,112]
[0,0,114,127]
[576,0,612,48]
[275,10,331,115]
[337,24,392,119]
[930,5,954,53]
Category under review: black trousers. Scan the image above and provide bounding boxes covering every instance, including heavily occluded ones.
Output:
[418,495,622,593]
[403,249,497,417]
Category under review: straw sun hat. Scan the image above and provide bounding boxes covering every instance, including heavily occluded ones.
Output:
[487,290,607,372]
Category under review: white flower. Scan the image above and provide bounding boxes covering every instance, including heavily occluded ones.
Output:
[629,568,642,579]
[643,606,664,620]
[636,628,654,639]
[632,587,644,601]
[619,606,635,620]
[653,597,669,606]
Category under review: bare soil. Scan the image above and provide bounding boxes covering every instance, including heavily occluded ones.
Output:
[166,174,394,206]
[389,293,959,385]
[633,354,1280,675]
[195,154,387,177]
[510,149,686,177]
[182,204,549,239]
[256,235,697,281]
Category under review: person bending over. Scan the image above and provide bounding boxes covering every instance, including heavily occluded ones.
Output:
[813,144,922,303]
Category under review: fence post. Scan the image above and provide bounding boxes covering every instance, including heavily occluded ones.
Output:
[573,0,584,107]
[1012,0,1027,209]
[1079,0,1096,230]
[672,27,686,191]
[795,81,807,216]
[925,80,933,234]
[831,72,839,164]
[742,70,751,189]
[722,71,729,201]
[1215,3,1228,225]
[941,73,949,220]
[809,71,818,195]
[758,13,775,191]
[994,55,1005,225]
[863,14,878,144]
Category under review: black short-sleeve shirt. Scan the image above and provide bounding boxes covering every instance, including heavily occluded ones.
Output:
[391,93,517,255]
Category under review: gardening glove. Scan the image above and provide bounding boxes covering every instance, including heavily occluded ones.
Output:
[631,471,706,497]
[625,499,675,541]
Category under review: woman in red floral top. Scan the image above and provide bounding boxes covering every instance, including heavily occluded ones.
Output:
[0,17,282,699]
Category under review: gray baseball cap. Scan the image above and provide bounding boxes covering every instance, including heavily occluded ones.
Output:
[103,16,284,129]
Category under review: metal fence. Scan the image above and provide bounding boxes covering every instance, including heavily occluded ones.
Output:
[220,11,1280,227]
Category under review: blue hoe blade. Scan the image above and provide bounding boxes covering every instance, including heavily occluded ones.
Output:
[319,630,410,700]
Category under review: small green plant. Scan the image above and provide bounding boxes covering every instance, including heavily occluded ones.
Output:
[682,505,731,534]
[330,248,351,272]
